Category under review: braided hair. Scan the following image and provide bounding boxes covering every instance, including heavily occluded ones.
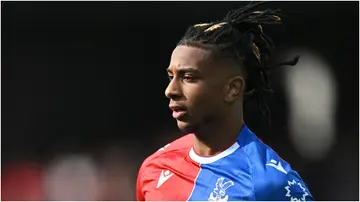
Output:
[177,1,299,126]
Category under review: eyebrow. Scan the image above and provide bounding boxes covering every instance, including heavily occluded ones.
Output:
[166,67,201,74]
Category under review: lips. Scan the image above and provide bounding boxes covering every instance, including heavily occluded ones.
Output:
[169,105,187,119]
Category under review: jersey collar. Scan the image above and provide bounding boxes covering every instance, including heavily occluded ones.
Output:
[188,124,251,164]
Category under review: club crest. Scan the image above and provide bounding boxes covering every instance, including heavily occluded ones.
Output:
[208,177,234,201]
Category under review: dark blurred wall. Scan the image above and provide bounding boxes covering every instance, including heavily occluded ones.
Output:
[1,1,359,200]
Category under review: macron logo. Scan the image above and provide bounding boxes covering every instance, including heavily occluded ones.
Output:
[266,159,287,174]
[156,170,174,189]
[158,143,171,151]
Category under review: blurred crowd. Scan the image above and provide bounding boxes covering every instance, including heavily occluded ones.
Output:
[2,147,138,200]
[1,129,180,201]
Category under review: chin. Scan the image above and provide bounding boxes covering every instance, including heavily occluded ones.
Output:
[176,120,198,134]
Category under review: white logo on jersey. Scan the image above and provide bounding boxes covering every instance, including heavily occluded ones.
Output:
[266,159,287,174]
[284,179,309,201]
[158,143,171,151]
[208,177,234,201]
[156,170,174,189]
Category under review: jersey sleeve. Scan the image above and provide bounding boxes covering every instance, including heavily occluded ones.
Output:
[257,169,315,201]
[253,157,314,201]
[275,169,314,201]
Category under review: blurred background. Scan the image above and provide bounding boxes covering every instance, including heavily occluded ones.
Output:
[1,1,359,201]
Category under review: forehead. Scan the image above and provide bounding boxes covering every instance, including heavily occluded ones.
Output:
[168,45,213,72]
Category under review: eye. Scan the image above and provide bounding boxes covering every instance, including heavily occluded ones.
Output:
[183,75,195,82]
[168,75,174,81]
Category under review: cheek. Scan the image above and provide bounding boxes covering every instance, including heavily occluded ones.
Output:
[184,83,223,112]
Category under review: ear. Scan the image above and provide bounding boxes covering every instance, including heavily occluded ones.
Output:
[224,76,245,103]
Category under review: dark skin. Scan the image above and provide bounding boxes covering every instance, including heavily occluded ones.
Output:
[165,45,246,156]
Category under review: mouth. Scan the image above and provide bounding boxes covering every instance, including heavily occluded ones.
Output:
[169,105,187,119]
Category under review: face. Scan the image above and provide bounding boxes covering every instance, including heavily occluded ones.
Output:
[165,45,235,133]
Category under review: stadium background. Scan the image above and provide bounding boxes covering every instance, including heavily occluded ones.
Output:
[1,1,359,200]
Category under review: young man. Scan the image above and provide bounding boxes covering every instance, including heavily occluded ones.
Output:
[136,2,314,201]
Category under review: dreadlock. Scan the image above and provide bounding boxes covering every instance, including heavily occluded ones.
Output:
[177,1,299,126]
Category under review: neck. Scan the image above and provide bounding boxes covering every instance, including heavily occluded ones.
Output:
[193,110,244,157]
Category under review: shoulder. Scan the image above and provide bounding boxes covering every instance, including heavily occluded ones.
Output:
[254,161,314,201]
[136,134,193,200]
[240,132,314,200]
[139,133,193,174]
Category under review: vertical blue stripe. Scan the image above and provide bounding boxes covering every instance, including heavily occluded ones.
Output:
[188,151,254,201]
[187,160,223,201]
[187,125,255,201]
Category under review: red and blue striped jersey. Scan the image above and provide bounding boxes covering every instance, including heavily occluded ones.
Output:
[136,125,314,201]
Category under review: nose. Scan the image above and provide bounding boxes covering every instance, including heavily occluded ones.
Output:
[165,79,182,100]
